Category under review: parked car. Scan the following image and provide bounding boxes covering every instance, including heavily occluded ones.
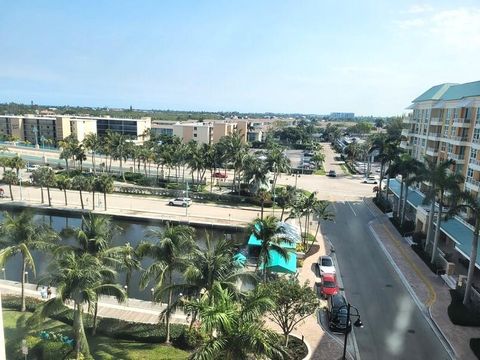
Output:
[362,176,378,184]
[320,274,339,298]
[318,255,336,276]
[327,170,337,177]
[168,198,192,207]
[26,164,40,172]
[304,151,314,157]
[328,294,352,333]
[213,172,228,178]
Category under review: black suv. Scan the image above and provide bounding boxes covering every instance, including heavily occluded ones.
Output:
[328,294,351,333]
[327,170,337,177]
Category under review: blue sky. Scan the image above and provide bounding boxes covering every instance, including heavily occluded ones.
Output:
[1,1,479,116]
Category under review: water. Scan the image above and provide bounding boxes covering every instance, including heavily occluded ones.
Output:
[0,209,246,300]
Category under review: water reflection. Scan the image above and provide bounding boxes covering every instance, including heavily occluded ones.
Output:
[0,210,245,300]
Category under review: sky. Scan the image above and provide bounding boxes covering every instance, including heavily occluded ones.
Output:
[1,1,480,116]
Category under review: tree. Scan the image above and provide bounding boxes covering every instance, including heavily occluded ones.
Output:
[8,156,26,177]
[266,146,291,194]
[448,191,480,305]
[32,166,56,206]
[32,251,125,358]
[106,131,129,182]
[0,210,59,311]
[95,174,115,211]
[289,192,318,249]
[248,216,292,281]
[55,174,72,206]
[2,170,17,201]
[83,133,101,174]
[313,200,335,242]
[260,278,319,346]
[72,175,88,210]
[59,135,79,173]
[185,282,287,360]
[138,224,196,343]
[119,242,141,296]
[276,186,298,221]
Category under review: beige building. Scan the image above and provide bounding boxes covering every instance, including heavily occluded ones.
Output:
[402,80,480,196]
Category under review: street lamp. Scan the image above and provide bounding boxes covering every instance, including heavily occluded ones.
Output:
[340,303,363,360]
[2,267,5,280]
[151,287,155,302]
[32,126,39,148]
[24,271,29,284]
[124,285,128,306]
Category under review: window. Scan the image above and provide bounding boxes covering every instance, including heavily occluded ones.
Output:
[194,127,197,131]
[446,109,452,120]
[193,133,197,138]
[468,168,474,178]
[474,128,480,140]
[471,148,477,160]
[476,108,480,122]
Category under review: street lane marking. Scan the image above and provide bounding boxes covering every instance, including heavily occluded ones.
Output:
[347,202,357,216]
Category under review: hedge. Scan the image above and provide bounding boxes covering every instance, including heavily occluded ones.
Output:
[411,244,445,275]
[448,289,480,326]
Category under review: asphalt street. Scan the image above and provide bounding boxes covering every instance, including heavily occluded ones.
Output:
[322,200,451,360]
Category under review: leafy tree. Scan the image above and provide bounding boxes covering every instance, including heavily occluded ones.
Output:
[138,224,196,343]
[0,210,59,311]
[2,170,17,201]
[72,175,88,210]
[185,282,287,360]
[8,156,26,177]
[248,216,292,281]
[260,278,319,346]
[83,133,101,174]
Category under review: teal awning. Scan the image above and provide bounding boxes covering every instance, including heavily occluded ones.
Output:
[259,249,297,274]
[233,253,247,267]
[248,233,296,249]
[389,179,424,207]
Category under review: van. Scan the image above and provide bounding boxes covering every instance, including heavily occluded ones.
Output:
[327,294,351,333]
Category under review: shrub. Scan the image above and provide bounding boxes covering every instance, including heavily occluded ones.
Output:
[411,244,445,275]
[390,217,415,236]
[412,232,426,244]
[372,197,392,213]
[448,289,480,326]
[173,328,205,350]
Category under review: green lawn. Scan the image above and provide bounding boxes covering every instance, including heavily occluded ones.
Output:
[2,310,189,360]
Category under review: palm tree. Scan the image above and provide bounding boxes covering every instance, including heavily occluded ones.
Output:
[55,174,72,206]
[33,251,126,358]
[2,170,17,201]
[119,242,142,296]
[0,210,59,311]
[106,131,129,182]
[276,185,298,221]
[138,224,196,343]
[400,160,425,226]
[8,156,26,177]
[448,191,480,304]
[289,192,318,249]
[186,282,287,360]
[266,146,291,193]
[83,133,101,174]
[312,200,335,243]
[74,144,87,172]
[95,173,115,211]
[59,135,78,173]
[248,216,292,281]
[32,166,56,206]
[72,175,88,210]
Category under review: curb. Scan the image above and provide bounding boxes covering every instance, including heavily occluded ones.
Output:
[368,220,457,360]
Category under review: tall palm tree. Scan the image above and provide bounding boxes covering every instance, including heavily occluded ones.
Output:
[138,224,196,343]
[0,211,59,311]
[8,156,26,177]
[248,216,292,281]
[448,191,480,304]
[312,200,335,243]
[400,160,425,225]
[119,242,141,296]
[106,131,129,182]
[32,166,56,206]
[55,174,72,206]
[33,251,125,359]
[83,133,101,174]
[72,175,88,210]
[95,173,115,211]
[185,282,287,360]
[59,135,78,173]
[266,146,291,193]
[276,185,298,221]
[289,192,318,248]
[2,170,17,201]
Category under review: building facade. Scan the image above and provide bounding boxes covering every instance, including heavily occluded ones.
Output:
[401,81,480,197]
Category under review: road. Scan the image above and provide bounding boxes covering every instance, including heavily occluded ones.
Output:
[322,200,450,360]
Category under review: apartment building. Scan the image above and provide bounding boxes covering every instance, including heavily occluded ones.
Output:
[402,81,480,196]
[0,115,151,145]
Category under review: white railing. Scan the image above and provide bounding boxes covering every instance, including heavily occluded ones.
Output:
[466,177,480,189]
[470,158,480,167]
[430,117,443,125]
[452,118,471,127]
[448,153,465,162]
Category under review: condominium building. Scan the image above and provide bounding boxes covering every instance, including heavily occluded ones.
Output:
[0,115,151,145]
[402,80,480,196]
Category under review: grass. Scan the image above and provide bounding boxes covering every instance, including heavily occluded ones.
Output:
[313,167,326,175]
[2,310,189,360]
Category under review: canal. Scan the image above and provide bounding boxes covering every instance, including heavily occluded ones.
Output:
[0,208,246,301]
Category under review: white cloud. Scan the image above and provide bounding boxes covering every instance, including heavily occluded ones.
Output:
[406,4,434,14]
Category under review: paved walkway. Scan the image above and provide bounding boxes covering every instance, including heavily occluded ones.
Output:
[365,198,479,360]
[0,280,188,325]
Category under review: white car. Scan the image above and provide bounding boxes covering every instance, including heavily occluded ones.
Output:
[318,255,336,276]
[168,197,192,207]
[362,177,378,184]
[26,164,40,172]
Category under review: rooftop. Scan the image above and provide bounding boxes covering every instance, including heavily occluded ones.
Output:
[412,80,480,103]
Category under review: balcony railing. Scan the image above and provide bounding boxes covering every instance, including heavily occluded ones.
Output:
[430,117,443,125]
[427,132,442,139]
[452,118,471,127]
[426,147,439,156]
[469,158,480,168]
[448,153,465,162]
[466,177,480,189]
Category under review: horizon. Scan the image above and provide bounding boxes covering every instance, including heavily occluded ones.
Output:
[1,1,479,116]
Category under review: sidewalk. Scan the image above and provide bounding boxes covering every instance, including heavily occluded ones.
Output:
[0,280,188,325]
[365,198,479,360]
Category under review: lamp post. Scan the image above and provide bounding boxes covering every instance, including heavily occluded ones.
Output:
[340,303,363,360]
[124,285,128,306]
[2,267,5,280]
[151,287,155,303]
[32,126,39,148]
[24,271,29,284]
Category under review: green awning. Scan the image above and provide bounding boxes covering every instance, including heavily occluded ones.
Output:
[259,249,297,274]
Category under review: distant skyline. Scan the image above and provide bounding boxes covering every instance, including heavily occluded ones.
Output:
[1,1,479,116]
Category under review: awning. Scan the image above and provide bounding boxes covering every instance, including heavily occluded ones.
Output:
[259,249,297,274]
[248,233,296,249]
[233,253,247,267]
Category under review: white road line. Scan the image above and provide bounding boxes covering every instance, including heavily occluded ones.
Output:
[347,202,357,216]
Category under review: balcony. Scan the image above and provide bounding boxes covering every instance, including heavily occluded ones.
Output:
[401,129,410,137]
[427,132,442,140]
[426,147,439,156]
[469,158,480,171]
[430,117,443,125]
[452,118,472,128]
[400,141,411,150]
[448,153,466,163]
[466,177,480,191]
[445,135,470,146]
